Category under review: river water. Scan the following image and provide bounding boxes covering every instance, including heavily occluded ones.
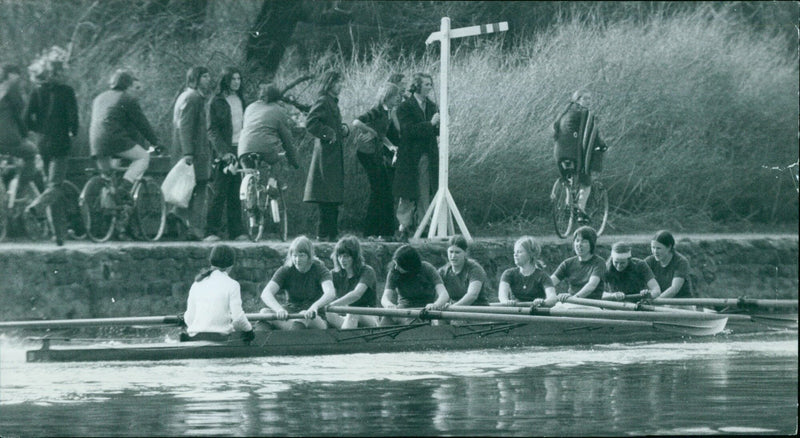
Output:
[0,333,796,436]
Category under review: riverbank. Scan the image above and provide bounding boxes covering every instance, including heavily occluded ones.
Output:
[0,234,796,321]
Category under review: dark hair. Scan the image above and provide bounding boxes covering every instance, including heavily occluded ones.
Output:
[393,244,422,275]
[408,73,432,95]
[1,64,22,81]
[195,244,236,282]
[573,225,598,254]
[387,73,404,85]
[652,230,676,252]
[448,234,468,252]
[108,69,136,90]
[258,82,282,103]
[318,71,342,96]
[185,66,210,89]
[331,235,365,273]
[217,66,244,102]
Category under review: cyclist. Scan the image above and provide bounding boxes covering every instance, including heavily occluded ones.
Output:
[237,82,300,171]
[88,69,159,203]
[0,64,37,192]
[552,89,608,224]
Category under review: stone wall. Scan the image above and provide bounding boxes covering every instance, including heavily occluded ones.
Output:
[0,235,796,320]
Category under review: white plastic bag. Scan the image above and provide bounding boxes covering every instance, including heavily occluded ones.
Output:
[161,158,196,208]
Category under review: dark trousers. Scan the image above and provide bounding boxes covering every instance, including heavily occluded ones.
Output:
[206,162,243,238]
[317,202,339,240]
[30,155,69,240]
[357,151,395,237]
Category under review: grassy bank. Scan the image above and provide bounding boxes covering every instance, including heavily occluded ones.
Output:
[3,3,797,237]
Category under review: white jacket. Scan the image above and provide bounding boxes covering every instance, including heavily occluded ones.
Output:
[184,270,252,336]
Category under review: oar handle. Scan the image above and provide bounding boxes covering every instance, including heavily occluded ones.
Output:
[245,313,306,321]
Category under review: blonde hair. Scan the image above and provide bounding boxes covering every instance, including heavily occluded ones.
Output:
[514,235,545,269]
[284,235,316,267]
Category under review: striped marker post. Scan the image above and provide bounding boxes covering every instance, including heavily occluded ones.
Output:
[415,18,509,242]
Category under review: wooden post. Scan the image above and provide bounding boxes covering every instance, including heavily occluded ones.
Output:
[414,18,508,242]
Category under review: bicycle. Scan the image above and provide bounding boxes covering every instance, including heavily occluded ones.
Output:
[79,149,166,242]
[551,159,609,239]
[238,152,288,242]
[0,155,83,242]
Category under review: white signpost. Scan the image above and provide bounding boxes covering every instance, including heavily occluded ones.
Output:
[413,18,508,242]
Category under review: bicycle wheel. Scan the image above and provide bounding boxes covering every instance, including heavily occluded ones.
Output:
[132,178,166,241]
[267,181,288,242]
[61,181,86,240]
[19,183,53,240]
[80,176,116,242]
[240,174,264,242]
[551,178,573,239]
[0,179,8,241]
[585,183,609,236]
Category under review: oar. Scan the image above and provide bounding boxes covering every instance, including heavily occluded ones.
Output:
[447,305,727,323]
[564,296,695,313]
[326,306,727,336]
[0,313,304,330]
[650,297,798,310]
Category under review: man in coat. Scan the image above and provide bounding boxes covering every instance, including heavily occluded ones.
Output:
[393,73,439,240]
[171,66,212,240]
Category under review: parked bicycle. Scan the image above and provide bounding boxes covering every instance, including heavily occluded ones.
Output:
[551,158,609,238]
[238,152,288,242]
[79,148,166,242]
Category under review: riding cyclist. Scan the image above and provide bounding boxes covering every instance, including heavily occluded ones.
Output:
[552,89,608,224]
[89,69,159,204]
[237,82,300,171]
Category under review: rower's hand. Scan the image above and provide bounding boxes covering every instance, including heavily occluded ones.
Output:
[425,302,446,311]
[301,308,317,320]
[612,292,626,301]
[557,293,572,303]
[274,309,288,320]
[638,290,655,300]
[531,298,544,307]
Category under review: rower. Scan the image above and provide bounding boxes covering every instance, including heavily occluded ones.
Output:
[260,235,336,330]
[602,241,661,301]
[182,244,254,342]
[380,244,449,326]
[438,235,492,307]
[551,226,606,302]
[645,230,695,309]
[498,236,557,307]
[325,235,380,329]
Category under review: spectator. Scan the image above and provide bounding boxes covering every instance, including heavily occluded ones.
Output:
[0,64,37,195]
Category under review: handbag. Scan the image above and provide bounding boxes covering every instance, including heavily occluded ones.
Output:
[161,157,196,208]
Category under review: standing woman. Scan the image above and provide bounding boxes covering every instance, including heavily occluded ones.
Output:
[498,236,557,307]
[205,67,245,241]
[550,226,606,301]
[326,235,380,329]
[438,234,492,307]
[644,230,694,299]
[351,83,401,240]
[260,235,336,330]
[23,60,79,245]
[303,71,349,242]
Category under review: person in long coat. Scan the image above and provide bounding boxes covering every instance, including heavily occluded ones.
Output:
[303,71,349,241]
[171,66,213,240]
[23,60,79,244]
[393,73,439,240]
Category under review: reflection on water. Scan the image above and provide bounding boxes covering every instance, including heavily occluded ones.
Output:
[1,337,797,436]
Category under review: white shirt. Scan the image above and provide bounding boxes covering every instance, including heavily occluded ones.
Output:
[184,270,252,335]
[226,94,244,145]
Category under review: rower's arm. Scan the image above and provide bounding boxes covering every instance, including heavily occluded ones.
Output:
[646,278,662,298]
[574,275,601,298]
[550,274,561,287]
[428,284,450,310]
[381,288,398,308]
[658,277,685,298]
[309,280,337,313]
[229,284,253,332]
[260,281,286,313]
[329,282,368,307]
[498,281,513,303]
[543,286,558,306]
[452,280,482,306]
